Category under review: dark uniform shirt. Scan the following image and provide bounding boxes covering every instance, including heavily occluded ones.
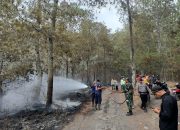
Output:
[91,85,96,94]
[126,82,133,94]
[95,82,102,95]
[159,93,178,130]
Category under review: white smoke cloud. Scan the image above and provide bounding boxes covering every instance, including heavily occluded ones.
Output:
[0,74,88,115]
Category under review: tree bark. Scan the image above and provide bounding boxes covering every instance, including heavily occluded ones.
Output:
[156,0,161,53]
[33,0,43,102]
[46,0,58,107]
[157,15,161,53]
[71,63,75,79]
[93,70,96,82]
[47,36,54,107]
[103,46,107,83]
[86,60,90,85]
[0,54,3,110]
[66,58,69,78]
[34,39,42,101]
[127,0,136,87]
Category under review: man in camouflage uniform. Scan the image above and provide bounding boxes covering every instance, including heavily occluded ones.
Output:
[123,78,134,116]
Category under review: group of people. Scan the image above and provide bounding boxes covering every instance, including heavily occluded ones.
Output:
[90,74,178,130]
[137,74,178,130]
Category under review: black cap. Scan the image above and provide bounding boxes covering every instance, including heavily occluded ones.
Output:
[151,85,163,94]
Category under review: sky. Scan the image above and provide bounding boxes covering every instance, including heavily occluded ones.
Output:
[94,6,124,33]
[65,0,124,32]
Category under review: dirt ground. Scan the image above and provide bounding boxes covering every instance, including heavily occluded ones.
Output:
[63,87,180,130]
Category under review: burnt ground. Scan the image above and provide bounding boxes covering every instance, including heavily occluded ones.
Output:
[63,87,180,130]
[0,88,91,130]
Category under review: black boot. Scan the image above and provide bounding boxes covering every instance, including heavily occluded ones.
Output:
[126,111,133,116]
[95,104,97,110]
[144,108,147,112]
[98,104,101,110]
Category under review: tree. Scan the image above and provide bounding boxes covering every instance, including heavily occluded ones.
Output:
[126,0,136,87]
[46,0,58,107]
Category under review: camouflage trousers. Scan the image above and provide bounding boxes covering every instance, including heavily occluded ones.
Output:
[125,93,133,112]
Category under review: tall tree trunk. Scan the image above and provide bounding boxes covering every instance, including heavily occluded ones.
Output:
[46,0,58,107]
[0,55,3,110]
[34,39,42,101]
[66,58,69,78]
[71,64,75,79]
[93,70,96,82]
[103,46,107,83]
[47,36,54,107]
[33,0,43,102]
[156,0,161,53]
[86,60,90,85]
[157,15,161,53]
[127,0,136,87]
[0,54,3,95]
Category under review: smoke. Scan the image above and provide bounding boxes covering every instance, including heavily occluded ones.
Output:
[0,74,88,115]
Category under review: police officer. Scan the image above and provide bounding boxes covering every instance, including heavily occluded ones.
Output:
[124,78,134,116]
[138,78,149,112]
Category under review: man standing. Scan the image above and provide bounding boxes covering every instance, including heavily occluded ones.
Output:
[95,80,102,110]
[111,78,115,90]
[114,80,118,91]
[152,85,178,130]
[91,81,96,107]
[138,78,149,112]
[125,78,134,116]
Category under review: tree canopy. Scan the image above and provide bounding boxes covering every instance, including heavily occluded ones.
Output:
[0,0,179,105]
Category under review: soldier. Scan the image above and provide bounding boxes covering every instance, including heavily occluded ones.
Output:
[124,78,134,116]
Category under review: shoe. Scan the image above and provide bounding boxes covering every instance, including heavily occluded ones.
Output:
[126,111,133,116]
[95,104,97,110]
[132,106,135,109]
[144,108,147,112]
[141,107,145,110]
[98,104,101,110]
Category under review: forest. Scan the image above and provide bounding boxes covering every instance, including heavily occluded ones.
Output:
[0,0,180,106]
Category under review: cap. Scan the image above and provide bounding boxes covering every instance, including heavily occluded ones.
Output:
[151,85,163,94]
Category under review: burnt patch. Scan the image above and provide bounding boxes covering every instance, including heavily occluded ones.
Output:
[0,88,91,130]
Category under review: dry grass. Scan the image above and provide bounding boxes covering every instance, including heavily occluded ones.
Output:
[80,102,93,115]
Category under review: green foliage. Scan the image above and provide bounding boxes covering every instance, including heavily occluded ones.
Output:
[0,0,180,86]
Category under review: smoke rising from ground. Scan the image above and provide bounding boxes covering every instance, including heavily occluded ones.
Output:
[0,74,88,115]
